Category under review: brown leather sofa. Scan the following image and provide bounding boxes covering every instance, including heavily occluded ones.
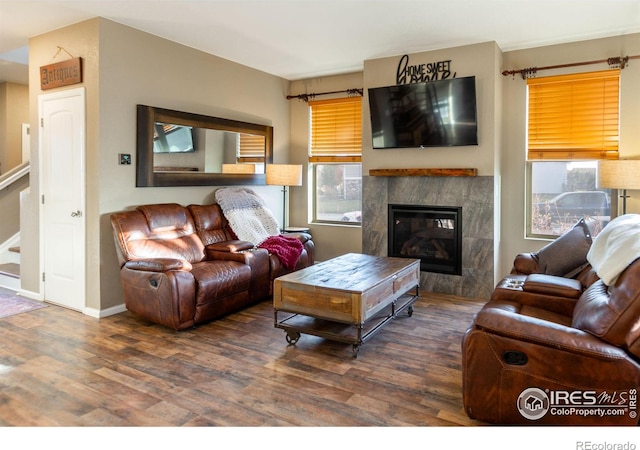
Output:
[462,216,640,425]
[110,202,314,330]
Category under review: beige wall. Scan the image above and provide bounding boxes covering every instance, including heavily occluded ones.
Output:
[27,18,291,312]
[0,82,29,174]
[499,34,640,277]
[363,42,502,176]
[289,72,364,262]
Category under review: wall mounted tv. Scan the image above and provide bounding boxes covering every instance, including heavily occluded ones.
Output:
[368,76,478,149]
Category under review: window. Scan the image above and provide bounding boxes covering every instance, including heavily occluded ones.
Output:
[527,161,611,237]
[309,97,362,224]
[526,70,619,238]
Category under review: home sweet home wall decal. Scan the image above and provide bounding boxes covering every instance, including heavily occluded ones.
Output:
[40,57,83,90]
[396,54,456,84]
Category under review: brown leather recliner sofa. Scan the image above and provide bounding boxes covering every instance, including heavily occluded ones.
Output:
[462,215,640,425]
[110,202,314,330]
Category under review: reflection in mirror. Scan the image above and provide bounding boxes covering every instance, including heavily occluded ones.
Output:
[137,105,273,187]
[222,163,259,174]
[152,128,265,174]
[153,123,195,153]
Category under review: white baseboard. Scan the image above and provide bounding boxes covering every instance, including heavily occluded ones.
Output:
[14,286,126,319]
[84,303,127,318]
[18,288,43,301]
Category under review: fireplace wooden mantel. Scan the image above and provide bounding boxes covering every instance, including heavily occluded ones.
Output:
[368,168,477,177]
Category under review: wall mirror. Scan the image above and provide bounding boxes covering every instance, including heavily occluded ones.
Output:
[136,104,273,187]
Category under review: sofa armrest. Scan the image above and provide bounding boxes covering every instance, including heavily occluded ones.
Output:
[523,274,583,299]
[124,258,192,272]
[206,245,267,263]
[206,240,255,253]
[119,266,196,330]
[492,274,580,317]
[283,232,312,245]
[511,252,539,275]
[282,232,314,266]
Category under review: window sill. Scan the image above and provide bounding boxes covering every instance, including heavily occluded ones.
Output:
[310,221,361,229]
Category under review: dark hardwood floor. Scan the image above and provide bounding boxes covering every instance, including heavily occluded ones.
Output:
[0,291,486,427]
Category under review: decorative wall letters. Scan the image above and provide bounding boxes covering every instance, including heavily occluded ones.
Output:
[396,54,456,84]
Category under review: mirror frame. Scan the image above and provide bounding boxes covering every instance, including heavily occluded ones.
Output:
[136,104,273,187]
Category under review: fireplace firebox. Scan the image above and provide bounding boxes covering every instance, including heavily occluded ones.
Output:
[388,204,462,275]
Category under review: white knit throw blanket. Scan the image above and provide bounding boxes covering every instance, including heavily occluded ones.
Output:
[587,213,640,286]
[214,187,280,246]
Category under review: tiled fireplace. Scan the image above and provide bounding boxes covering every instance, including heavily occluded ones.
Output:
[362,174,495,299]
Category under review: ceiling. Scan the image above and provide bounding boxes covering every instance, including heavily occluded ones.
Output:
[2,0,640,84]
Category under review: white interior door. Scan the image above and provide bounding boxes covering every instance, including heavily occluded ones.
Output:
[39,87,85,312]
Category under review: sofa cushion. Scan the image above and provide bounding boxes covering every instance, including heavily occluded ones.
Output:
[138,203,194,234]
[187,204,234,246]
[113,205,205,264]
[535,217,593,277]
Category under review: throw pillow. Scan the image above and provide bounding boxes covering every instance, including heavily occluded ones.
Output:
[535,217,593,277]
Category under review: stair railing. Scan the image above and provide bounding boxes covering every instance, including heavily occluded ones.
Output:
[0,161,30,191]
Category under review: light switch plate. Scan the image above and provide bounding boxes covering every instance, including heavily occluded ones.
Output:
[119,153,131,165]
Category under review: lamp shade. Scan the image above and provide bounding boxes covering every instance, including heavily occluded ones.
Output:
[266,164,303,186]
[598,160,640,190]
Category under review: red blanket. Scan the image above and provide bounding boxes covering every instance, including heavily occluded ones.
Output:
[259,235,303,270]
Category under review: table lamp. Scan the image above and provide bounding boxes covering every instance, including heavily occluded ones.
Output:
[266,164,303,230]
[597,160,640,214]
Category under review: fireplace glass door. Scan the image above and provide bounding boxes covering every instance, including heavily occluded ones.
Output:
[388,204,462,275]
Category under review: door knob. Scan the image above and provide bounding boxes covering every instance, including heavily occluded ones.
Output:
[71,210,82,217]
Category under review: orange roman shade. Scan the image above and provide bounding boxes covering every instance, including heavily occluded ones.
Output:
[309,97,362,162]
[527,69,620,161]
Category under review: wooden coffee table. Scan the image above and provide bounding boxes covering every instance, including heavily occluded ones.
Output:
[273,253,420,357]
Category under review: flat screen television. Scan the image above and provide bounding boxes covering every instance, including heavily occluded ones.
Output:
[368,76,478,149]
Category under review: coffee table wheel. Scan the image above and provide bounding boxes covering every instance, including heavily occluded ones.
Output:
[285,331,300,345]
[407,305,414,317]
[352,344,360,358]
